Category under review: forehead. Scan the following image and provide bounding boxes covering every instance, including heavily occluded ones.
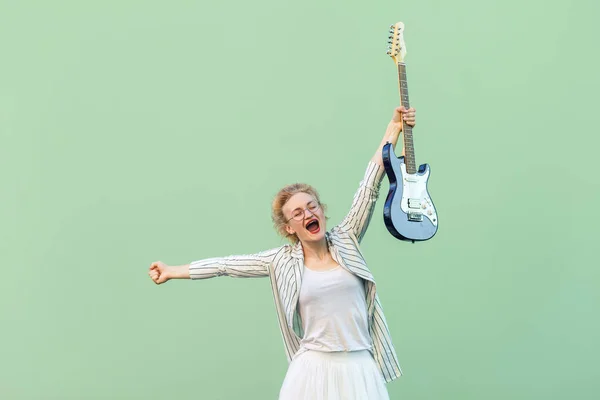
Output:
[284,192,316,212]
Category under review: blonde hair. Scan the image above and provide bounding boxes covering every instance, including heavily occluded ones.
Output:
[271,183,328,244]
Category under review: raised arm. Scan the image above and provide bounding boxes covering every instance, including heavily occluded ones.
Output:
[149,247,282,284]
[337,106,415,243]
[337,161,386,243]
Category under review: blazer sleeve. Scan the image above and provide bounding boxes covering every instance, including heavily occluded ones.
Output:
[188,246,282,279]
[337,161,386,243]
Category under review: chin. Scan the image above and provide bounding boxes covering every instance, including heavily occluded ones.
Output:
[306,228,326,241]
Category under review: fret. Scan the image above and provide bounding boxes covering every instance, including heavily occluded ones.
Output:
[397,62,416,174]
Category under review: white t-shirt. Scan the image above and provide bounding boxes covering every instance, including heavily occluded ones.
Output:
[298,264,373,352]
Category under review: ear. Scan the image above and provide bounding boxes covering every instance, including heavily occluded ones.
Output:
[285,224,295,235]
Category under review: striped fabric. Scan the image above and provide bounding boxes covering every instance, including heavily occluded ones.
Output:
[189,161,403,383]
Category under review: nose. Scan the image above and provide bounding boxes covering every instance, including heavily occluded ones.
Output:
[303,208,316,219]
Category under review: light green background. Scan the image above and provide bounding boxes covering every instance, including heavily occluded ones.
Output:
[1,0,598,399]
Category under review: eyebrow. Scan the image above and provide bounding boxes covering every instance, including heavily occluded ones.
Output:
[291,200,315,212]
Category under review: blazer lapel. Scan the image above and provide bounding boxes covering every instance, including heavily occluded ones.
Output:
[284,241,304,333]
[328,231,375,284]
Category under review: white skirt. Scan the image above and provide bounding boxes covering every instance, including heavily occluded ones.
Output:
[278,350,389,400]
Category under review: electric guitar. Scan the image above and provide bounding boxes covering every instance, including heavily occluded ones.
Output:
[382,22,438,242]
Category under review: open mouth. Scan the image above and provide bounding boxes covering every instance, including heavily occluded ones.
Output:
[305,218,320,234]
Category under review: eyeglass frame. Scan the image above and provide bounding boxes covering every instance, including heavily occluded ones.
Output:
[285,200,321,223]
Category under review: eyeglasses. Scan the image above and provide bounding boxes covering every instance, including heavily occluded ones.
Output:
[286,201,320,222]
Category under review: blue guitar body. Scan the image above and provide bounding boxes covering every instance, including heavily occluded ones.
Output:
[382,142,438,242]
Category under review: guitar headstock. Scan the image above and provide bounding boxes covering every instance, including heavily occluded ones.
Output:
[386,22,406,63]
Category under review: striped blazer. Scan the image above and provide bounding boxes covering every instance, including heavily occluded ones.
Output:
[189,161,403,383]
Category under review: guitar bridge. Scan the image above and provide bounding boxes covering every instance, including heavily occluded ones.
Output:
[408,212,423,222]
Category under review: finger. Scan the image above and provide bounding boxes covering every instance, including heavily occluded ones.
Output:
[150,263,161,271]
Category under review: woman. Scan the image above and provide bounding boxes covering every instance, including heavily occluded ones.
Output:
[149,106,416,399]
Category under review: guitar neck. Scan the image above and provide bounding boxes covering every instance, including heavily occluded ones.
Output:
[397,62,416,174]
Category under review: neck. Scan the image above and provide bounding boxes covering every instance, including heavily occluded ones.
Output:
[301,238,329,261]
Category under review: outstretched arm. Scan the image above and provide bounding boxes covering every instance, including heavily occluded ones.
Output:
[149,247,282,284]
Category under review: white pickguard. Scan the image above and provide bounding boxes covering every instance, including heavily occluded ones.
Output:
[399,163,438,226]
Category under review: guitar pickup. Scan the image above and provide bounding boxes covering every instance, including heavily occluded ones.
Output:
[408,212,423,222]
[408,198,422,209]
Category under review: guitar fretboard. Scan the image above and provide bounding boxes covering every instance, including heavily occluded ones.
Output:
[397,62,416,174]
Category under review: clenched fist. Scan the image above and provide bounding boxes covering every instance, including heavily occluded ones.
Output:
[149,261,170,284]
